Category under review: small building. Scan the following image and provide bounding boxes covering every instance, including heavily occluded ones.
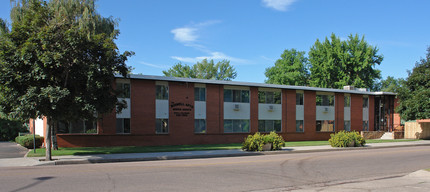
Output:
[29,75,397,147]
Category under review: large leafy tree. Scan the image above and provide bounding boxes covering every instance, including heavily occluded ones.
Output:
[374,76,405,93]
[396,47,430,121]
[163,59,237,81]
[308,33,383,89]
[0,0,133,160]
[265,49,309,86]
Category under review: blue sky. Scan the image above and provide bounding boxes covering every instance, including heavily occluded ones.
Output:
[1,0,429,84]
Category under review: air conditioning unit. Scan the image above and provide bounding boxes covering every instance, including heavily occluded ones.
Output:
[268,105,274,112]
[324,107,329,112]
[234,104,240,111]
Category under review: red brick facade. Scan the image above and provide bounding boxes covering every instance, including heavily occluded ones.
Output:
[55,77,393,147]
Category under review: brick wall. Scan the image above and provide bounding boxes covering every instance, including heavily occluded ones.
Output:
[350,94,363,132]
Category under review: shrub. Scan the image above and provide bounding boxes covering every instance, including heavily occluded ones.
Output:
[15,134,44,149]
[242,132,285,151]
[328,131,366,147]
[0,118,28,141]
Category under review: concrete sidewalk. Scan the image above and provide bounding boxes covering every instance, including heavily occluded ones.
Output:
[0,140,428,167]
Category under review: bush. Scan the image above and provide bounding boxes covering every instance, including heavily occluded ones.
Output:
[328,131,366,147]
[242,132,285,151]
[0,118,28,141]
[15,134,44,149]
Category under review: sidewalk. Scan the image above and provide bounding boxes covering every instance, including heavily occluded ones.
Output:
[0,140,429,167]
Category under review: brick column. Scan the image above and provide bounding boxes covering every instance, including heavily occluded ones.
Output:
[206,84,221,134]
[304,91,316,134]
[350,94,363,132]
[369,95,375,131]
[250,87,259,133]
[335,93,344,132]
[285,90,296,133]
[131,79,155,135]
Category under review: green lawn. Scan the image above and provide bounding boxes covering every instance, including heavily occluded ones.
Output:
[26,139,420,157]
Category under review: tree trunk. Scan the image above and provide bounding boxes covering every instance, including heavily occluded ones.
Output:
[52,120,58,150]
[45,117,52,161]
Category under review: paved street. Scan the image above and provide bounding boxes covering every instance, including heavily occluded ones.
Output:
[1,145,429,192]
[0,142,28,159]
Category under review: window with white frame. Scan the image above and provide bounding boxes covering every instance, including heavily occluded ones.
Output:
[296,120,304,132]
[224,89,249,103]
[316,93,335,132]
[224,120,250,133]
[296,91,304,132]
[116,118,130,134]
[258,91,281,104]
[344,120,351,131]
[344,95,351,107]
[156,119,168,134]
[194,119,206,133]
[57,120,97,134]
[116,83,130,98]
[194,87,206,101]
[363,97,369,108]
[296,93,304,105]
[156,84,168,100]
[258,120,281,132]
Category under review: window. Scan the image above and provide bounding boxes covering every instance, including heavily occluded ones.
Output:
[117,83,130,98]
[57,120,97,134]
[156,85,168,100]
[224,89,249,103]
[363,97,369,108]
[296,120,304,132]
[116,118,130,134]
[344,96,350,107]
[194,119,206,133]
[224,120,250,133]
[258,91,281,104]
[156,119,168,134]
[316,120,335,132]
[344,120,351,131]
[296,93,303,105]
[316,95,334,106]
[258,120,281,132]
[194,87,206,101]
[363,120,369,131]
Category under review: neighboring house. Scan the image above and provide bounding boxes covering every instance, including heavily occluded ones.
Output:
[29,74,397,147]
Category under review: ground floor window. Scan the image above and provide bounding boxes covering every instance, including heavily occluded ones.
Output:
[258,120,281,132]
[344,120,351,131]
[156,119,169,134]
[195,119,206,133]
[224,119,250,133]
[363,120,369,131]
[58,120,97,134]
[316,120,335,132]
[116,118,130,134]
[296,120,304,132]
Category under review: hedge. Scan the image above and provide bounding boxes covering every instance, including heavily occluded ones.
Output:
[15,134,44,149]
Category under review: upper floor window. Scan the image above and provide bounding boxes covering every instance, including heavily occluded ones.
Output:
[194,87,206,101]
[156,84,168,100]
[117,83,130,98]
[363,97,369,108]
[344,95,351,107]
[316,94,334,106]
[224,89,249,103]
[258,91,281,104]
[296,93,304,105]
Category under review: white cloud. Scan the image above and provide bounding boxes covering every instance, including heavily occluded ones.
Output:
[262,0,296,11]
[171,27,198,43]
[172,51,249,64]
[138,61,170,69]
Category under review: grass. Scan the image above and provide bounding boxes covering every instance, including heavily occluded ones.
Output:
[26,139,421,157]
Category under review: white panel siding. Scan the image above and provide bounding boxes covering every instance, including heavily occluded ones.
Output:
[316,106,335,120]
[116,98,131,118]
[363,108,369,121]
[224,103,250,120]
[35,118,44,137]
[344,107,351,121]
[296,105,304,120]
[258,103,282,120]
[194,101,206,119]
[156,99,169,119]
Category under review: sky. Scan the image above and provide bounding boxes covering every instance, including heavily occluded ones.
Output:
[1,0,429,84]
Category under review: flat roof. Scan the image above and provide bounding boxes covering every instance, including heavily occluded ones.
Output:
[117,74,396,96]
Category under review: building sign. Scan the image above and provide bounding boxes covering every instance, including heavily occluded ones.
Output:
[171,102,194,117]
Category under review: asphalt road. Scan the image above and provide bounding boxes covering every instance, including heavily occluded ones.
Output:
[0,142,28,159]
[1,146,430,192]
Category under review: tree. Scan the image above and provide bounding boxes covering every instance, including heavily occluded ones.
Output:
[374,76,405,93]
[265,49,309,86]
[163,59,237,81]
[308,33,383,89]
[396,47,430,121]
[0,0,133,160]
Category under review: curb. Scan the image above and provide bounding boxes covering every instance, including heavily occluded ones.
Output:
[37,142,430,166]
